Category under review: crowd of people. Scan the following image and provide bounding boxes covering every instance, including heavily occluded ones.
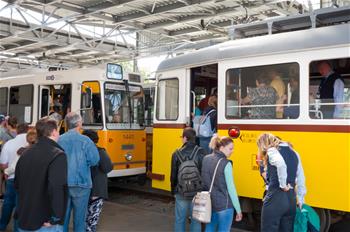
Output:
[0,112,308,232]
[171,127,306,232]
[0,113,112,232]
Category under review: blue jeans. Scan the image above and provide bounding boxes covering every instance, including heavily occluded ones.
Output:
[18,225,63,232]
[174,194,201,232]
[63,187,91,232]
[205,208,234,232]
[0,178,17,231]
[199,137,212,154]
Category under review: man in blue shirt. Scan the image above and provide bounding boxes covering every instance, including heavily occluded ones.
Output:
[58,112,99,232]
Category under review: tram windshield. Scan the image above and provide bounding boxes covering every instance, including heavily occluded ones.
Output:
[104,82,144,129]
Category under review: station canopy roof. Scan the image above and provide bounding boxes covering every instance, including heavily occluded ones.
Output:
[0,0,349,72]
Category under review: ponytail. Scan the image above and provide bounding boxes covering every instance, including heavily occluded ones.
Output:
[209,134,233,151]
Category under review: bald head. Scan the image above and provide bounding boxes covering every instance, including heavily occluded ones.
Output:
[317,61,332,77]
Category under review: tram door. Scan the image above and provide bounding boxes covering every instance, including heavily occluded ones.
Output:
[190,64,218,123]
[39,86,50,118]
[152,69,187,190]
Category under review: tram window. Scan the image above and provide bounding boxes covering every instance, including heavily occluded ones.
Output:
[0,88,8,115]
[80,81,102,126]
[9,85,33,123]
[225,63,300,119]
[104,83,144,129]
[144,86,155,127]
[156,78,179,120]
[309,58,350,119]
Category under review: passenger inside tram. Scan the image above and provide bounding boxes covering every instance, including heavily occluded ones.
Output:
[112,110,122,123]
[282,76,300,119]
[268,70,286,118]
[309,58,350,119]
[241,74,278,119]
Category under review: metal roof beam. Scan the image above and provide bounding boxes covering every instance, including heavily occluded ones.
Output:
[114,0,217,24]
[143,6,241,30]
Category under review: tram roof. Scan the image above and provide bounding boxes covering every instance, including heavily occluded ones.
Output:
[157,23,350,72]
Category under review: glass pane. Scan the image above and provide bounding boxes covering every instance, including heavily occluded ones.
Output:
[106,63,123,80]
[225,63,299,119]
[0,88,8,115]
[144,86,155,127]
[309,58,350,119]
[130,86,144,126]
[9,85,33,123]
[81,82,102,126]
[156,79,179,120]
[104,83,144,129]
[41,89,49,118]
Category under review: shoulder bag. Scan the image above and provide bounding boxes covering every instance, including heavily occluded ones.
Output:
[192,158,223,223]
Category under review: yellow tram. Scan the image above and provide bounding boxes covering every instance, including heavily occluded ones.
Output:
[151,23,350,231]
[0,64,147,179]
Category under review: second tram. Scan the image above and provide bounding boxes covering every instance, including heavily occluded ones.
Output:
[0,64,147,178]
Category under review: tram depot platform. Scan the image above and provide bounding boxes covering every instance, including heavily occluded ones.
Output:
[4,200,249,232]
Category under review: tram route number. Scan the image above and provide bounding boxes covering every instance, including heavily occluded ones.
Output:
[122,134,134,140]
[239,132,258,143]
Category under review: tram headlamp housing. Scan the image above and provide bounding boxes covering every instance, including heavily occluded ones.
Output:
[124,153,133,161]
[228,127,240,139]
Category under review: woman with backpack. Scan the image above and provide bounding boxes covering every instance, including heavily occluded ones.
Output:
[201,135,242,232]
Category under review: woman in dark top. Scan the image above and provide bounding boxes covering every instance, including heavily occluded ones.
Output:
[82,130,113,232]
[201,135,242,232]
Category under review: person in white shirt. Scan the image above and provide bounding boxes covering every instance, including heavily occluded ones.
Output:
[0,123,29,231]
[4,129,37,178]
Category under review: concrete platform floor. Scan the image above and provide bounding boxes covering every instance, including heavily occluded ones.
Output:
[98,201,173,231]
[97,201,249,232]
[4,201,247,232]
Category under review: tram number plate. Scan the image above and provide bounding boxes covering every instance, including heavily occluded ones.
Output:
[122,134,134,139]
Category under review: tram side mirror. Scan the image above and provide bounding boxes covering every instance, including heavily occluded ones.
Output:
[81,87,92,109]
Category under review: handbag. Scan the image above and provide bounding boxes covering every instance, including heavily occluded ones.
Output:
[192,158,223,223]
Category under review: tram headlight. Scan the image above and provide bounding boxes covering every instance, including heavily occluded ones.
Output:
[124,153,133,161]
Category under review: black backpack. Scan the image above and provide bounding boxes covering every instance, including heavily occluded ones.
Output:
[176,145,202,198]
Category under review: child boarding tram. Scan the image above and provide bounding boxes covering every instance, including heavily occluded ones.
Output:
[0,63,147,179]
[151,23,350,231]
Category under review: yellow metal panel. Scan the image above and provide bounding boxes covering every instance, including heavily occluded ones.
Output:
[218,129,350,212]
[82,81,100,93]
[152,127,350,212]
[152,128,183,190]
[97,130,146,170]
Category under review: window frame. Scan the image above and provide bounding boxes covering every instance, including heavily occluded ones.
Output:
[81,81,103,129]
[156,77,179,121]
[0,87,8,116]
[9,84,34,124]
[103,81,145,130]
[224,62,301,120]
[308,57,350,120]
